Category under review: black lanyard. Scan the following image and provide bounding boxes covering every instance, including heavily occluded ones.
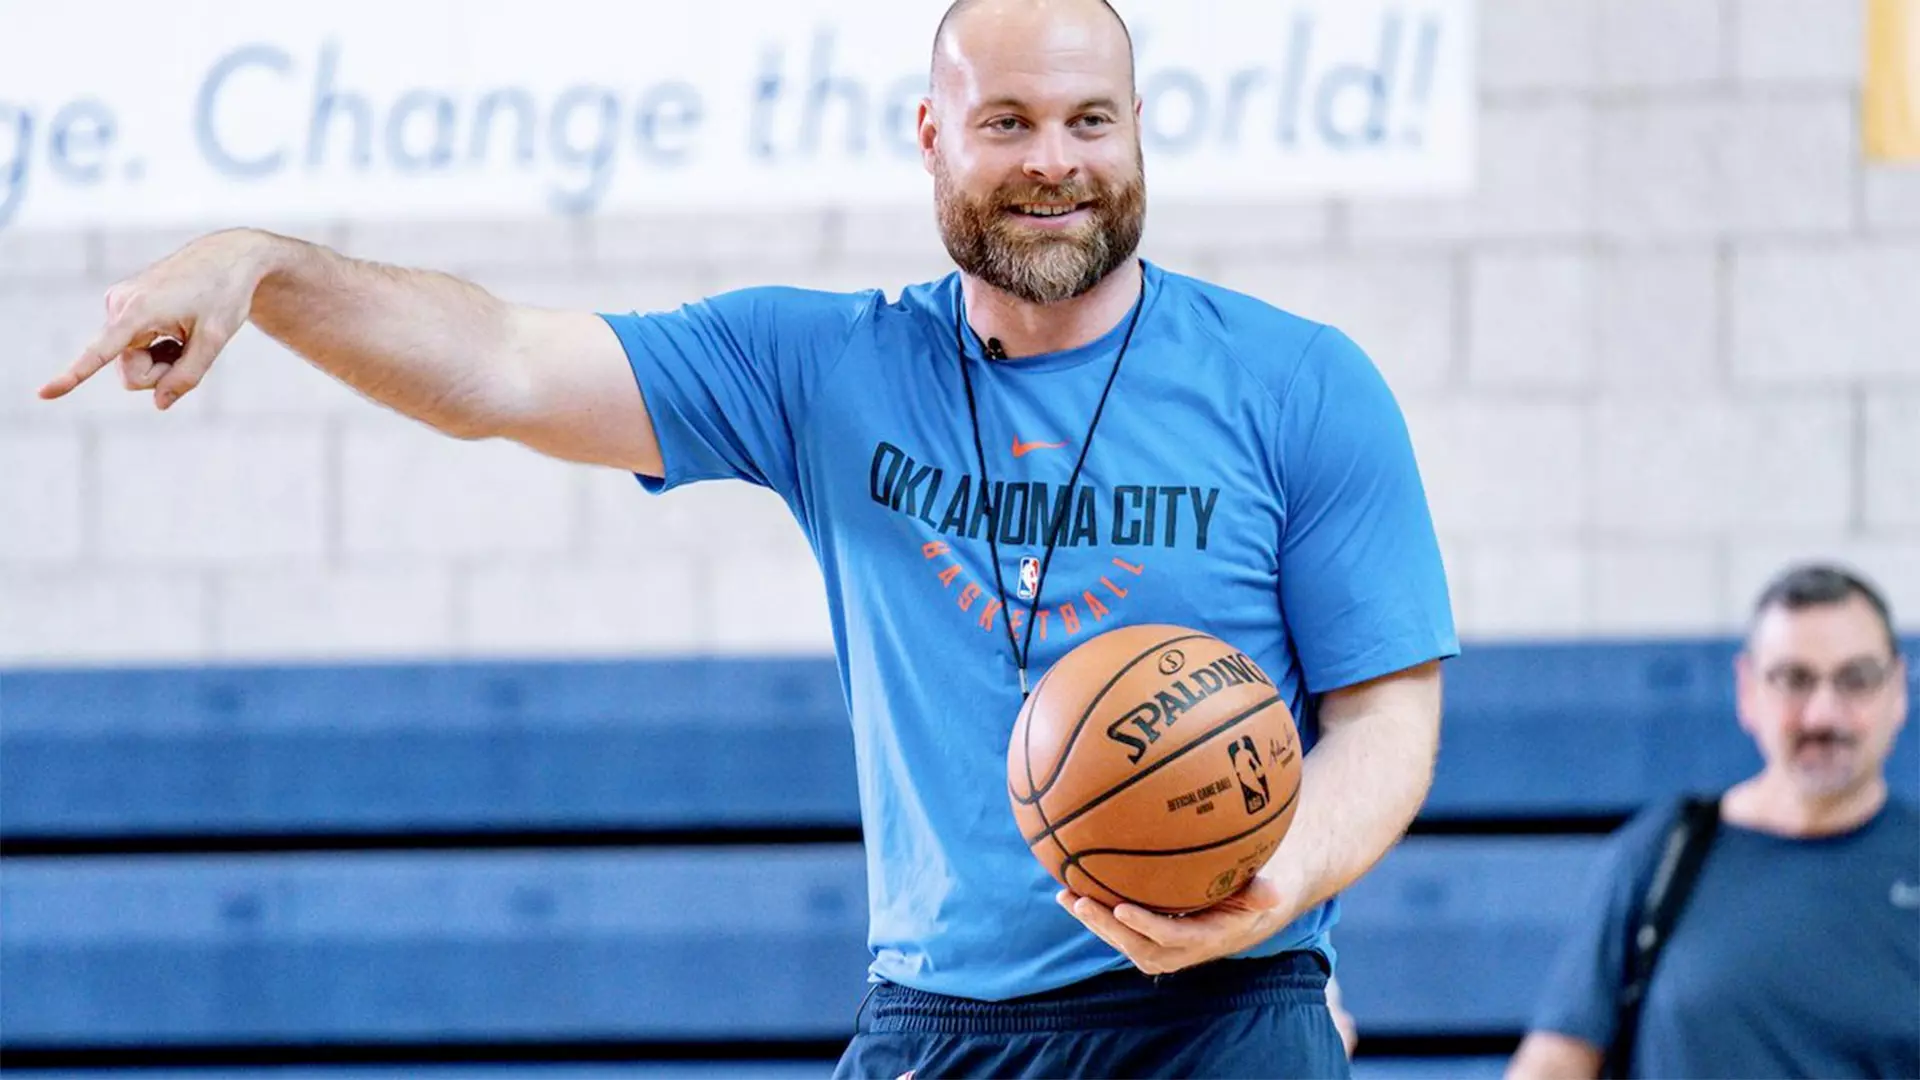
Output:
[953,273,1146,698]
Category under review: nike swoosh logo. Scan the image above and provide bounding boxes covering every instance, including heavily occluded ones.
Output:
[1012,438,1068,458]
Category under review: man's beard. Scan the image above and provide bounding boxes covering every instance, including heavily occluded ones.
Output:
[933,152,1146,306]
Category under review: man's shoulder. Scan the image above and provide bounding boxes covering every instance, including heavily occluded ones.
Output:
[676,277,951,365]
[1605,796,1708,868]
[699,281,902,322]
[1146,265,1378,412]
[1152,264,1332,358]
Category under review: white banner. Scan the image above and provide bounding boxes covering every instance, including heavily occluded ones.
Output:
[0,0,1476,232]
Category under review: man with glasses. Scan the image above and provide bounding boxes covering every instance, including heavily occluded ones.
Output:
[1508,562,1917,1080]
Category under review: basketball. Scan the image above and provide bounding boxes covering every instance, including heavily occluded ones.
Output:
[1007,624,1303,915]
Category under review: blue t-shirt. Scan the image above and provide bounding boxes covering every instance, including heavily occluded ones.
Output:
[1532,796,1920,1078]
[601,261,1458,1001]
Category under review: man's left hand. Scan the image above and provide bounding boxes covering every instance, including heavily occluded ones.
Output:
[1056,876,1293,975]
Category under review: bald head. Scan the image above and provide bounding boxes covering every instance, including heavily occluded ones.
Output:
[917,0,1148,306]
[931,0,1136,92]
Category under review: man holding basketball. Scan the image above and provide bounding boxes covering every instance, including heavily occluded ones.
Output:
[38,0,1456,1075]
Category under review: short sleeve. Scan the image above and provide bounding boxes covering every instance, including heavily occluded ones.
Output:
[1530,809,1672,1049]
[598,286,874,499]
[1274,327,1458,692]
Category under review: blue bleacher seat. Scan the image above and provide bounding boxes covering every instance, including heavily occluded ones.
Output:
[1336,838,1606,1033]
[0,659,859,836]
[0,1060,833,1068]
[5,1061,1499,1080]
[1350,1058,1507,1080]
[4,640,1912,837]
[1433,638,1917,816]
[1,637,1911,1064]
[1,836,1596,1045]
[0,848,869,1045]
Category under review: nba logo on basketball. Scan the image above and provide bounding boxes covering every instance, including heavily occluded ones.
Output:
[1229,735,1270,815]
[1017,557,1041,600]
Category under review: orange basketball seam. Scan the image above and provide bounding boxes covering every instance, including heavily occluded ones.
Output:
[1020,633,1203,906]
[1012,661,1087,901]
[1016,664,1060,804]
[1056,777,1301,910]
[1061,777,1300,862]
[1016,631,1213,804]
[1016,694,1285,846]
[1061,858,1133,912]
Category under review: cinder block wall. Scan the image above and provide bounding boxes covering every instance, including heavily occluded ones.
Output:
[3,0,1915,666]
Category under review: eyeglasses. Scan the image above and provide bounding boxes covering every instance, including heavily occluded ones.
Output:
[1762,660,1896,702]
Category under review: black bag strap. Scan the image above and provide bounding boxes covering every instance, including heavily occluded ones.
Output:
[1604,794,1722,1079]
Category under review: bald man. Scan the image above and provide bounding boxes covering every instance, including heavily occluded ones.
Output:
[41,1,1455,1075]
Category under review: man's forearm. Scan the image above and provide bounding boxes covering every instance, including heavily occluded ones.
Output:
[1260,666,1441,913]
[244,230,521,439]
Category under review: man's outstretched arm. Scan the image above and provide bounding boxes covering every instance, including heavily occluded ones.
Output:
[40,227,662,475]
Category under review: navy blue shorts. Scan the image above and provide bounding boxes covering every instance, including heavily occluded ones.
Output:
[831,950,1351,1079]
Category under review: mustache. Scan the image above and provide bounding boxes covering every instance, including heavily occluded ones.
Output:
[1795,731,1858,749]
[994,185,1100,207]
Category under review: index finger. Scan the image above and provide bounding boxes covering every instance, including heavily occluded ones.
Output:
[1065,894,1163,959]
[39,318,144,400]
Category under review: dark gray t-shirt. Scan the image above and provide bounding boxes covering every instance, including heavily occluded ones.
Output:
[1532,796,1920,1079]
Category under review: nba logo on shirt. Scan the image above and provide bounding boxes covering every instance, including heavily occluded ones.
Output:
[1017,557,1041,601]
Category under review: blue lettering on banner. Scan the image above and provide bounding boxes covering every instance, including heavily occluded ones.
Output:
[750,45,785,161]
[802,29,866,159]
[387,88,459,172]
[1,96,127,225]
[1141,69,1208,153]
[308,41,375,169]
[196,44,292,177]
[752,30,944,162]
[470,88,540,166]
[1276,17,1314,145]
[548,86,620,213]
[880,74,926,161]
[190,43,716,212]
[0,104,33,226]
[1400,16,1442,146]
[48,100,117,184]
[1315,14,1398,148]
[0,8,1457,232]
[634,83,704,165]
[1130,13,1445,155]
